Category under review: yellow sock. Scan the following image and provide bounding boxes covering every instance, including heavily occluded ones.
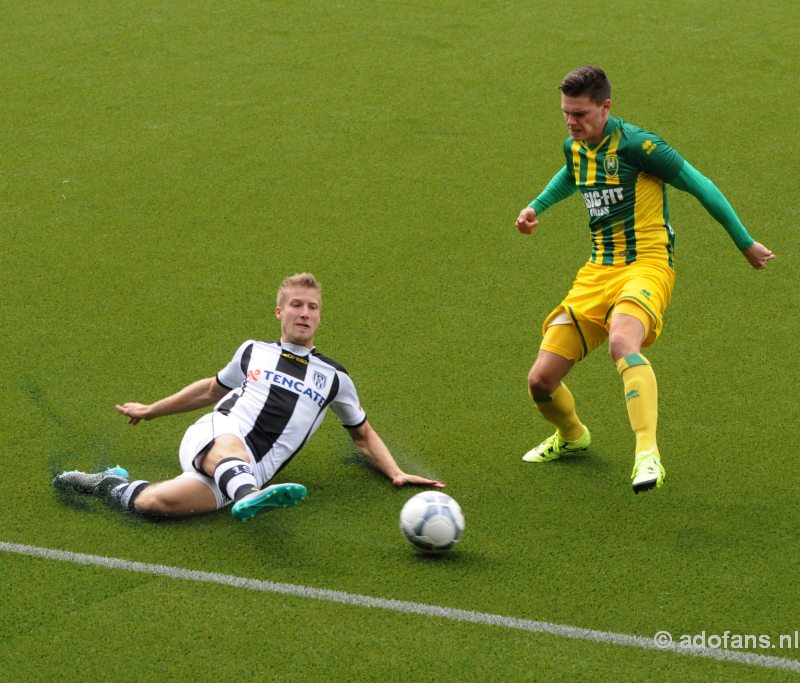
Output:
[532,382,585,441]
[615,353,659,456]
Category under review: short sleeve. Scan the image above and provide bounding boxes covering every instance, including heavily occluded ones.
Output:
[216,340,253,390]
[330,371,366,428]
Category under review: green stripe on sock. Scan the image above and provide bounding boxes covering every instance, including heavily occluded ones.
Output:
[623,353,647,367]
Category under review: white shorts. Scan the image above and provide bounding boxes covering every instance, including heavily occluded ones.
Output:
[177,412,256,510]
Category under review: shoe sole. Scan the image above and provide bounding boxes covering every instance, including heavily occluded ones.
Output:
[231,483,307,521]
[632,479,657,494]
[522,446,589,463]
[632,474,665,494]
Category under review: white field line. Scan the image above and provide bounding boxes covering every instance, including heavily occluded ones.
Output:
[2,541,798,674]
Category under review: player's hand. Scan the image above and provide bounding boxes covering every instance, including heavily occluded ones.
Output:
[392,473,446,489]
[742,242,775,269]
[516,206,539,234]
[115,402,152,425]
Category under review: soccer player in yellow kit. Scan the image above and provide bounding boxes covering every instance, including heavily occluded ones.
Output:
[515,66,774,493]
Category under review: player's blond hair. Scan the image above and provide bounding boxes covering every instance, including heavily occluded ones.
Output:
[276,272,322,307]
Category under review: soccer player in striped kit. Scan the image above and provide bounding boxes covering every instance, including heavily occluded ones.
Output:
[515,66,774,493]
[54,273,444,520]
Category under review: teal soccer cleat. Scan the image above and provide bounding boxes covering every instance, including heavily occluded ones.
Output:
[231,483,307,521]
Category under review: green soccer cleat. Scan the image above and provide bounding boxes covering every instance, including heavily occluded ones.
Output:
[53,466,129,496]
[231,483,307,522]
[521,427,591,463]
[631,450,665,494]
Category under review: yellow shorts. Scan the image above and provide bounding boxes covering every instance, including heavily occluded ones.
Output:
[540,260,675,361]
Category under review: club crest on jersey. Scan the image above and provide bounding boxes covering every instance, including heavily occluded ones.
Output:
[603,155,619,178]
[313,371,326,390]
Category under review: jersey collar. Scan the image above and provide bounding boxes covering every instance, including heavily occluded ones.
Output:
[280,341,314,357]
[603,115,620,137]
[580,116,619,151]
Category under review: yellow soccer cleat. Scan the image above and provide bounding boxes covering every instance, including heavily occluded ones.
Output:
[631,450,665,494]
[521,427,591,463]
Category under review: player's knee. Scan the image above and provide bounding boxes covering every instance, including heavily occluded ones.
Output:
[608,334,629,362]
[608,310,649,361]
[608,329,641,362]
[198,436,251,477]
[528,367,560,398]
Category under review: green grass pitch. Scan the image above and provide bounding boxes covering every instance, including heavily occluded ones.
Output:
[1,1,798,680]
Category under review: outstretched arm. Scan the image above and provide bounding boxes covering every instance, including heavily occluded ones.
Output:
[669,162,775,269]
[345,421,445,488]
[116,377,229,425]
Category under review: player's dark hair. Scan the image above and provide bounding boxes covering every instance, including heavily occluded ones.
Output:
[559,66,611,104]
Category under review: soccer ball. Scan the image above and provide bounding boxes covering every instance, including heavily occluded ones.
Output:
[399,492,465,554]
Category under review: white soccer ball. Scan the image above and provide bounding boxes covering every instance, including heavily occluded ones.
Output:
[399,491,465,554]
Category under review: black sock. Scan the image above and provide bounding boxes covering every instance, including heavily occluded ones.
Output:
[108,480,151,511]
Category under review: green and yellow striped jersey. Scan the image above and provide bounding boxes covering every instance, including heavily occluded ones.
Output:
[564,115,684,266]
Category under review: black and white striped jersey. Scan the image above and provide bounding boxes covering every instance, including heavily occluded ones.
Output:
[214,339,366,480]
